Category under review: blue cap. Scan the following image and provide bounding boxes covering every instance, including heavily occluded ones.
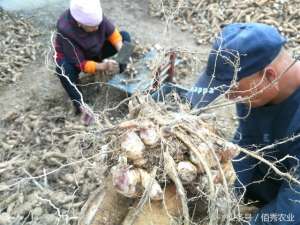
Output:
[186,23,286,108]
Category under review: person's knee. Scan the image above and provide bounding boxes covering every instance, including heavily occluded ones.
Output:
[55,60,64,75]
[55,61,80,83]
[120,31,131,43]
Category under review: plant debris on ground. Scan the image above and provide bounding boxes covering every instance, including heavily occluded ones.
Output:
[0,8,42,84]
[149,0,300,50]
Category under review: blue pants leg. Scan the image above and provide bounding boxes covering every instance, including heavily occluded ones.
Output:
[55,60,82,112]
[250,179,300,225]
[233,151,300,224]
[233,152,281,205]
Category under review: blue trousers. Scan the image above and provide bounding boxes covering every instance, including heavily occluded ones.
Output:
[233,152,300,225]
[55,31,131,112]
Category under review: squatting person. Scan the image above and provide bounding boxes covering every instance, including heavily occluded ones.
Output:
[54,0,130,124]
[186,23,300,224]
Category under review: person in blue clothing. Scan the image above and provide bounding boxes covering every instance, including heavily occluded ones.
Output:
[185,23,300,224]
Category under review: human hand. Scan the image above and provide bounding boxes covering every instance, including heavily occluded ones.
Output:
[103,59,119,74]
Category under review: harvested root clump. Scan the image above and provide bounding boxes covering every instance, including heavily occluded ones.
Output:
[100,95,241,224]
[107,96,239,184]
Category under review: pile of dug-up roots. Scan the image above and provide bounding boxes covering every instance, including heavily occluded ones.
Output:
[0,8,41,84]
[98,95,242,224]
[149,0,300,48]
[0,103,107,225]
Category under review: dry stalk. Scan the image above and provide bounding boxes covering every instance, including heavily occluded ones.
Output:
[212,134,300,186]
[163,150,189,225]
[79,186,106,225]
[180,123,232,225]
[172,128,216,199]
[23,169,44,191]
[122,168,158,225]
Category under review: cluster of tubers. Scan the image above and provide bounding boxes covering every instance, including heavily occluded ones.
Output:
[109,96,239,203]
[111,120,163,200]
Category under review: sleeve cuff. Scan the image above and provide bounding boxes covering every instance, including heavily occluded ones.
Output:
[83,61,97,74]
[108,29,122,46]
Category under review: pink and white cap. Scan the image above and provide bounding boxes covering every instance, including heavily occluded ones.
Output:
[70,0,103,27]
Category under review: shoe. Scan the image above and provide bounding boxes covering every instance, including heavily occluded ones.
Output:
[80,105,95,126]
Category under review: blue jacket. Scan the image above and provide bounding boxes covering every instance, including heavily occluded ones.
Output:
[233,88,300,225]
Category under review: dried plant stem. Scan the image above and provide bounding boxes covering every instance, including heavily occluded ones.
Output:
[122,168,158,225]
[173,129,216,199]
[238,146,300,185]
[176,123,232,224]
[213,134,300,186]
[182,124,232,225]
[164,150,190,225]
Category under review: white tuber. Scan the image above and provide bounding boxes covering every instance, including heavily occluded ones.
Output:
[121,131,145,162]
[111,165,140,198]
[111,166,163,200]
[177,161,198,183]
[199,169,221,190]
[139,169,163,200]
[190,142,218,173]
[139,121,160,146]
[219,142,240,162]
